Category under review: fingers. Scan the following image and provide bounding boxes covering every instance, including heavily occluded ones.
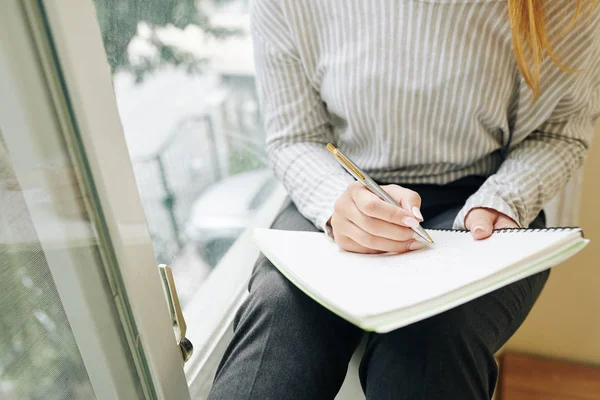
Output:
[381,184,423,221]
[331,182,427,254]
[333,235,381,254]
[344,204,417,241]
[464,208,495,240]
[464,208,519,241]
[334,219,425,253]
[494,214,519,230]
[349,183,420,228]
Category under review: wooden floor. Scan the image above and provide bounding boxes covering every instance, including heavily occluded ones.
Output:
[498,352,600,400]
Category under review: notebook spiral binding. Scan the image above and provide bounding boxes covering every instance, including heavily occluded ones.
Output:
[428,227,579,233]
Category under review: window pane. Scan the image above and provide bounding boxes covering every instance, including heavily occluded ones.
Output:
[0,130,95,400]
[92,2,271,308]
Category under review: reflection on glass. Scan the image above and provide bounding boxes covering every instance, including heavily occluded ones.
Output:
[0,131,95,400]
[94,0,271,307]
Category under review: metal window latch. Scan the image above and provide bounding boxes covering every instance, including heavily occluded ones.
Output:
[158,264,193,364]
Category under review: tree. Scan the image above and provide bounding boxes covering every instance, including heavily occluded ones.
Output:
[95,0,241,82]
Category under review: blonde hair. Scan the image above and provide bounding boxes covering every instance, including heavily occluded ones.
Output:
[509,0,596,98]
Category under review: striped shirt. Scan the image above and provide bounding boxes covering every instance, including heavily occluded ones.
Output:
[250,0,600,231]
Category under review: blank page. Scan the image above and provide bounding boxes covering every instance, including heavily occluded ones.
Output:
[254,228,582,318]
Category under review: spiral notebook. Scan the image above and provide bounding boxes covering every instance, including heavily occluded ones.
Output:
[253,227,589,333]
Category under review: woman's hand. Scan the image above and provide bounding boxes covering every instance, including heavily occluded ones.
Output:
[329,182,425,254]
[464,207,518,240]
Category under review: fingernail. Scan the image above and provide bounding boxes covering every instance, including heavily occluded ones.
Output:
[409,241,425,251]
[473,226,485,235]
[412,206,424,221]
[403,216,420,228]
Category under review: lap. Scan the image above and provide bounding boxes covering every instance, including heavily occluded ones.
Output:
[365,268,549,352]
[216,182,552,399]
[246,200,320,301]
[239,199,361,342]
[374,202,548,345]
[234,199,550,399]
[246,198,549,353]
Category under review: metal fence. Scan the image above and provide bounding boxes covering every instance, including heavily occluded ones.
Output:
[131,85,265,264]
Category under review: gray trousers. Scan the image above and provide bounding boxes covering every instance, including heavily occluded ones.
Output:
[208,177,549,399]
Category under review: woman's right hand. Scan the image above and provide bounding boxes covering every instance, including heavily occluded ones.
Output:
[329,182,425,254]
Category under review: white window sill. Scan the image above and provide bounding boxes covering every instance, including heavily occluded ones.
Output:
[182,183,288,384]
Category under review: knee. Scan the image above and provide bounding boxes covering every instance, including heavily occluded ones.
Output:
[361,307,499,399]
[234,263,300,329]
[369,306,490,360]
[420,307,492,356]
[252,268,297,312]
[371,306,496,372]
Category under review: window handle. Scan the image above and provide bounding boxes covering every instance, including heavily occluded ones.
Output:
[158,264,193,363]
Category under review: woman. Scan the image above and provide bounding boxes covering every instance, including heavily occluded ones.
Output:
[209,0,600,398]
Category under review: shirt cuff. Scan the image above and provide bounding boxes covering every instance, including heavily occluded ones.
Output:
[452,189,522,230]
[313,174,354,234]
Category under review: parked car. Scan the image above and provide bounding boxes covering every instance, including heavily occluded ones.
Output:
[185,168,277,266]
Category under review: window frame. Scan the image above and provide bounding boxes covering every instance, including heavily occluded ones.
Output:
[1,1,187,398]
[40,0,288,393]
[34,0,192,397]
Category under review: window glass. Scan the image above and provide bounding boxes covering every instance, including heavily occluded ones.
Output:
[93,0,271,307]
[0,131,96,399]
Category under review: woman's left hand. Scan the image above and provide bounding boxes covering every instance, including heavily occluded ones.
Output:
[464,207,518,240]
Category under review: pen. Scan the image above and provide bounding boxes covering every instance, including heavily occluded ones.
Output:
[326,143,434,245]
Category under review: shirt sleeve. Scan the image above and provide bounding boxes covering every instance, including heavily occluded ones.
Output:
[251,0,353,231]
[453,79,600,230]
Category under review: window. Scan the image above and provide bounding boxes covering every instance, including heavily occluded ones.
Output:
[91,0,285,383]
[0,130,96,400]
